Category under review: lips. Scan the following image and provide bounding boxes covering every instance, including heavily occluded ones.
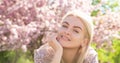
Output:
[59,34,71,41]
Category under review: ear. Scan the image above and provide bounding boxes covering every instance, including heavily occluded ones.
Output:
[78,38,89,54]
[83,38,89,47]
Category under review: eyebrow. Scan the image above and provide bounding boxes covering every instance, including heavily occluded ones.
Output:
[74,26,82,30]
[62,22,69,25]
[63,22,82,30]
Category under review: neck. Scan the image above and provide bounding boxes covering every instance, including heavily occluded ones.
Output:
[62,47,79,63]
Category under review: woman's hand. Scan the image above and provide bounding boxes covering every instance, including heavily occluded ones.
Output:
[34,32,63,63]
[47,33,63,63]
[48,33,63,52]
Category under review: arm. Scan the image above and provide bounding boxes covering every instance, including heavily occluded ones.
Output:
[34,43,55,63]
[34,33,63,63]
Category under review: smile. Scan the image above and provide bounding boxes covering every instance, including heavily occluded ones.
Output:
[60,35,71,41]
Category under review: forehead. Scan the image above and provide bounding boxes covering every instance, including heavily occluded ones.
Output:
[63,15,86,29]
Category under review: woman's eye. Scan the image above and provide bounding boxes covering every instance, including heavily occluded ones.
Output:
[73,30,79,33]
[62,25,68,28]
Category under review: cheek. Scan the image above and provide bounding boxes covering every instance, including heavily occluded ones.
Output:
[57,29,64,37]
[72,34,84,42]
[57,27,66,35]
[73,36,80,42]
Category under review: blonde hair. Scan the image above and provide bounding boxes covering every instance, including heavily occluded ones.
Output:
[61,10,94,63]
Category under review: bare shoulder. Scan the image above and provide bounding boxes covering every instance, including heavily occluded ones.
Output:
[83,47,99,63]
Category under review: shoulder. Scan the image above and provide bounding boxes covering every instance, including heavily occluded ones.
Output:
[83,46,99,63]
[87,46,97,56]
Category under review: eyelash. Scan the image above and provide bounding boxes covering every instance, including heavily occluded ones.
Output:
[62,25,68,28]
[62,25,79,33]
[73,30,79,33]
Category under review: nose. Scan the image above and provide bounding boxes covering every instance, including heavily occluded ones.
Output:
[65,28,71,35]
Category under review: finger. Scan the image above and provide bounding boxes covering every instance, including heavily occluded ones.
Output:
[48,33,62,51]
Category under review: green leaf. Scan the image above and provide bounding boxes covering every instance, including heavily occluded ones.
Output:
[92,0,101,5]
[91,10,99,16]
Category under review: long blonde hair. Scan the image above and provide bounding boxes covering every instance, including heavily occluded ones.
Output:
[61,10,94,63]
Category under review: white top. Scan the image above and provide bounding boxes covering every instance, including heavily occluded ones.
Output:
[83,47,98,63]
[34,44,99,63]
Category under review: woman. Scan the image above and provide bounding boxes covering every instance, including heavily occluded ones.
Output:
[34,10,98,63]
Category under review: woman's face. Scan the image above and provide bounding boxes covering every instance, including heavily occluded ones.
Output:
[56,15,87,48]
